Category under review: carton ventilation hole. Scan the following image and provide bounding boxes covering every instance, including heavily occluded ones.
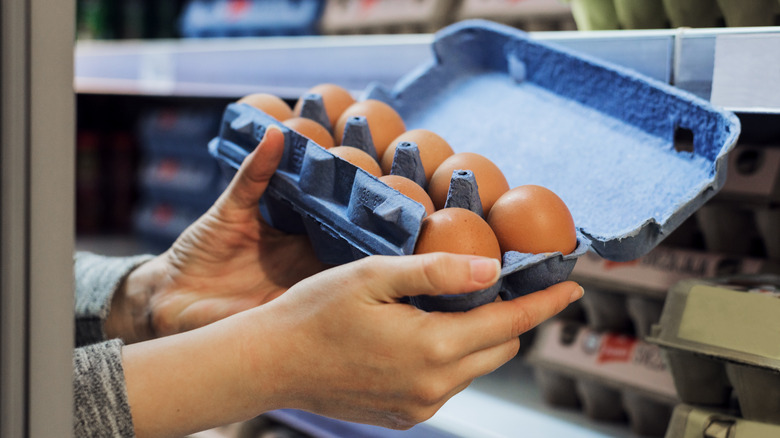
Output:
[735,149,762,175]
[673,127,695,154]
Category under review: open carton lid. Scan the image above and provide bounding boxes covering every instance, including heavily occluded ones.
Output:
[366,19,741,262]
[210,20,741,311]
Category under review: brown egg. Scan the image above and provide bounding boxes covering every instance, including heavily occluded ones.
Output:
[428,152,510,216]
[381,129,455,183]
[293,83,355,128]
[379,175,435,216]
[333,100,406,159]
[487,185,577,255]
[237,93,293,121]
[329,146,382,177]
[414,208,501,261]
[283,117,335,149]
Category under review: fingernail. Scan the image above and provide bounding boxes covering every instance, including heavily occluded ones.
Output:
[570,285,584,303]
[470,258,500,285]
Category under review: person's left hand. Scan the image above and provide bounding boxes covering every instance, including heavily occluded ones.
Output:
[107,126,327,343]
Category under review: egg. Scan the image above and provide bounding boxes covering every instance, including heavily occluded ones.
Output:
[333,100,406,159]
[379,175,435,216]
[487,185,577,255]
[283,117,335,149]
[414,208,501,261]
[428,152,510,216]
[329,146,382,177]
[237,93,293,121]
[293,83,355,128]
[381,129,455,184]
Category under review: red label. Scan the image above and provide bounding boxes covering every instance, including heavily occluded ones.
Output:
[603,259,640,270]
[228,0,250,18]
[597,334,636,363]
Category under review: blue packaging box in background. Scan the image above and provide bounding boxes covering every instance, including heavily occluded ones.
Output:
[210,20,740,311]
[179,0,325,37]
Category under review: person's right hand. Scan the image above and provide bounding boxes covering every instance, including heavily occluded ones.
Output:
[239,252,584,429]
[122,252,582,437]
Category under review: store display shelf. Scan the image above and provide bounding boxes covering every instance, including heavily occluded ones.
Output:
[261,357,641,437]
[75,27,780,112]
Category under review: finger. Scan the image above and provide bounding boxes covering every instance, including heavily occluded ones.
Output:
[455,337,520,382]
[442,281,582,355]
[351,253,501,302]
[219,125,285,212]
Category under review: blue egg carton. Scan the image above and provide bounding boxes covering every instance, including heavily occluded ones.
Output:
[209,20,739,312]
[179,0,325,38]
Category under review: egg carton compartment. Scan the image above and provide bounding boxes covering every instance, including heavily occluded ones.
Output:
[571,247,773,337]
[696,200,780,261]
[139,108,221,162]
[715,144,780,205]
[179,0,325,38]
[319,0,458,35]
[647,276,780,425]
[211,20,738,312]
[569,0,780,30]
[527,320,678,436]
[455,0,576,31]
[665,404,780,438]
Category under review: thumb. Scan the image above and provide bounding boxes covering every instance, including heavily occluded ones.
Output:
[218,125,285,212]
[355,253,501,302]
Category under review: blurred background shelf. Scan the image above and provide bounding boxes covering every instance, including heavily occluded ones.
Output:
[75,27,780,111]
[74,4,780,435]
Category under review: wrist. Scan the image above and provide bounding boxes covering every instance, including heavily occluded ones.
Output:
[105,255,168,343]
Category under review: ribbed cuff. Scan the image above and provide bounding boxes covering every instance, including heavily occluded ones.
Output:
[74,252,155,346]
[73,339,135,438]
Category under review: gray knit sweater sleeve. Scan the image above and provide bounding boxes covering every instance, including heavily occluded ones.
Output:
[73,252,154,438]
[74,252,154,346]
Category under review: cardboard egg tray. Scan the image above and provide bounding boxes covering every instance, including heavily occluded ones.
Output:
[210,20,739,312]
[526,319,679,437]
[455,0,577,31]
[665,404,780,438]
[569,0,780,30]
[179,0,325,38]
[139,109,221,163]
[696,201,780,261]
[319,0,458,35]
[647,276,780,426]
[714,144,780,205]
[569,247,773,338]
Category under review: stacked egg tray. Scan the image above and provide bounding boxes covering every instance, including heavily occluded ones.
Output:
[695,143,780,261]
[319,0,459,35]
[135,108,226,249]
[456,0,577,31]
[569,0,780,31]
[534,247,775,436]
[526,319,678,437]
[647,276,780,429]
[569,246,774,339]
[179,0,325,38]
[209,20,739,312]
[665,404,780,438]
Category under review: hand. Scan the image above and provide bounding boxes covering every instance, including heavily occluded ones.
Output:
[106,126,327,343]
[122,252,583,437]
[238,253,584,429]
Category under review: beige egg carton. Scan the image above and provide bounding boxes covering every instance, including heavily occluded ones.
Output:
[570,247,772,338]
[455,0,576,31]
[647,276,780,426]
[569,0,780,30]
[665,404,780,438]
[319,0,459,35]
[526,319,679,436]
